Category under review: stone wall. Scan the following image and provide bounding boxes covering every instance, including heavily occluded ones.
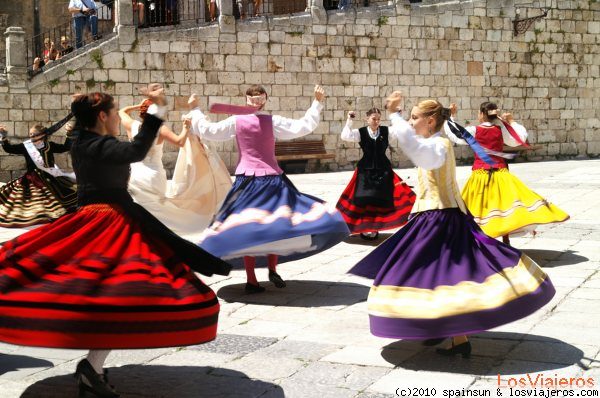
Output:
[1,0,599,180]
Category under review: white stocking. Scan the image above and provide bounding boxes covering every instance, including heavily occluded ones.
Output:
[86,350,111,374]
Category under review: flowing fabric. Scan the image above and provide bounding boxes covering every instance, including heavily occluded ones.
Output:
[128,122,231,241]
[462,168,569,238]
[336,169,415,234]
[198,174,350,264]
[0,204,220,349]
[0,169,77,228]
[349,208,555,339]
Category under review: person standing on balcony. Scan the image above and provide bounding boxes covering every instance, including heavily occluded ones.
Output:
[68,0,99,49]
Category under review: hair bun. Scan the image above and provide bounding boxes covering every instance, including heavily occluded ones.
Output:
[441,107,451,120]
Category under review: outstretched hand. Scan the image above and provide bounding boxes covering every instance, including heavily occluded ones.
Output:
[187,93,200,109]
[449,103,458,116]
[0,124,7,140]
[140,83,166,106]
[501,112,514,123]
[314,85,326,102]
[385,91,403,112]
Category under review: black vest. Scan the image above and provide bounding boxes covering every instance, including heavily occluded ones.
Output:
[356,126,391,170]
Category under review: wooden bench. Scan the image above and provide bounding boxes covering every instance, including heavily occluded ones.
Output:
[275,140,335,162]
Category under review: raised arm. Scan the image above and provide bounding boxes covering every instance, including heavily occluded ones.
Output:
[0,125,26,155]
[500,113,529,147]
[389,113,447,170]
[84,114,162,163]
[340,111,360,142]
[157,118,189,147]
[273,85,325,140]
[119,103,142,139]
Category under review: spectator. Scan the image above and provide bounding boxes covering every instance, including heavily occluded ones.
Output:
[236,0,248,19]
[133,1,145,26]
[253,0,262,16]
[42,38,58,64]
[57,36,74,59]
[68,0,99,49]
[338,0,351,10]
[209,0,216,22]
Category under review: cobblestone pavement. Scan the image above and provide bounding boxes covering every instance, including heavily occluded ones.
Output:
[1,159,600,397]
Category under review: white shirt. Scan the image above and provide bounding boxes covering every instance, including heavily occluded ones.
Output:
[389,113,447,171]
[69,0,98,17]
[187,100,324,141]
[340,121,380,142]
[443,118,528,147]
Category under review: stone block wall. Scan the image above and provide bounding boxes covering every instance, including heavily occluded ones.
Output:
[1,0,599,180]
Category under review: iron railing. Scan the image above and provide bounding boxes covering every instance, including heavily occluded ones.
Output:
[134,0,212,27]
[25,3,114,77]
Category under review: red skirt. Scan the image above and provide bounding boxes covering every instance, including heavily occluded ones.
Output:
[0,204,219,349]
[336,169,416,234]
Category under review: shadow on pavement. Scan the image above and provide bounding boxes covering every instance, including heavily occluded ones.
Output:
[522,249,588,267]
[0,353,54,376]
[217,280,369,307]
[20,365,284,398]
[381,332,591,375]
[343,232,394,246]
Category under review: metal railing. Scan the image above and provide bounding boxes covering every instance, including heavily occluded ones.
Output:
[134,0,212,28]
[25,3,114,78]
[234,0,306,19]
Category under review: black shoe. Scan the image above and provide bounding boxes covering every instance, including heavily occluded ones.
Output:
[268,270,286,288]
[245,282,266,293]
[436,341,472,358]
[422,337,447,346]
[75,359,119,397]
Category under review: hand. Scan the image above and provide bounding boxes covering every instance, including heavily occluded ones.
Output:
[187,93,200,109]
[348,111,356,120]
[0,125,7,140]
[449,103,458,116]
[182,117,191,132]
[314,85,326,102]
[385,91,403,112]
[140,83,167,106]
[64,122,75,136]
[501,112,514,123]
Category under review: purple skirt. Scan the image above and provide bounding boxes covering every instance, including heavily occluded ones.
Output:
[349,208,555,340]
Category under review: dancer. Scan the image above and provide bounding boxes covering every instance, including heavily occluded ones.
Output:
[0,85,231,397]
[119,95,230,241]
[0,114,77,228]
[191,84,350,293]
[446,102,569,244]
[336,108,416,240]
[350,92,555,357]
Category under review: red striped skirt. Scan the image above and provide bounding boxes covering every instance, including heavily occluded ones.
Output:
[336,169,416,234]
[0,204,219,349]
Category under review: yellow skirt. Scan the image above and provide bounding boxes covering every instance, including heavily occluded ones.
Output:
[462,168,569,238]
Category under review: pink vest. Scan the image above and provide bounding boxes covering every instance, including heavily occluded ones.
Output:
[234,114,283,176]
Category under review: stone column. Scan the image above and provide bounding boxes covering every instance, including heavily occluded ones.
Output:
[310,0,327,23]
[116,0,136,45]
[4,27,27,89]
[217,0,235,33]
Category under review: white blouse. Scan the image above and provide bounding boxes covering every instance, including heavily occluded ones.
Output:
[340,121,380,142]
[388,113,447,171]
[186,100,324,141]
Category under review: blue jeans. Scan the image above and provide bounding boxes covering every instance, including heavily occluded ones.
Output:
[338,0,351,10]
[73,15,98,49]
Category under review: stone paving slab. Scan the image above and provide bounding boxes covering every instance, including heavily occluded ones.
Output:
[1,160,600,397]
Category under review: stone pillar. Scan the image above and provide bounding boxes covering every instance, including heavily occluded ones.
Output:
[4,27,27,89]
[116,0,136,45]
[217,0,235,33]
[310,0,327,24]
